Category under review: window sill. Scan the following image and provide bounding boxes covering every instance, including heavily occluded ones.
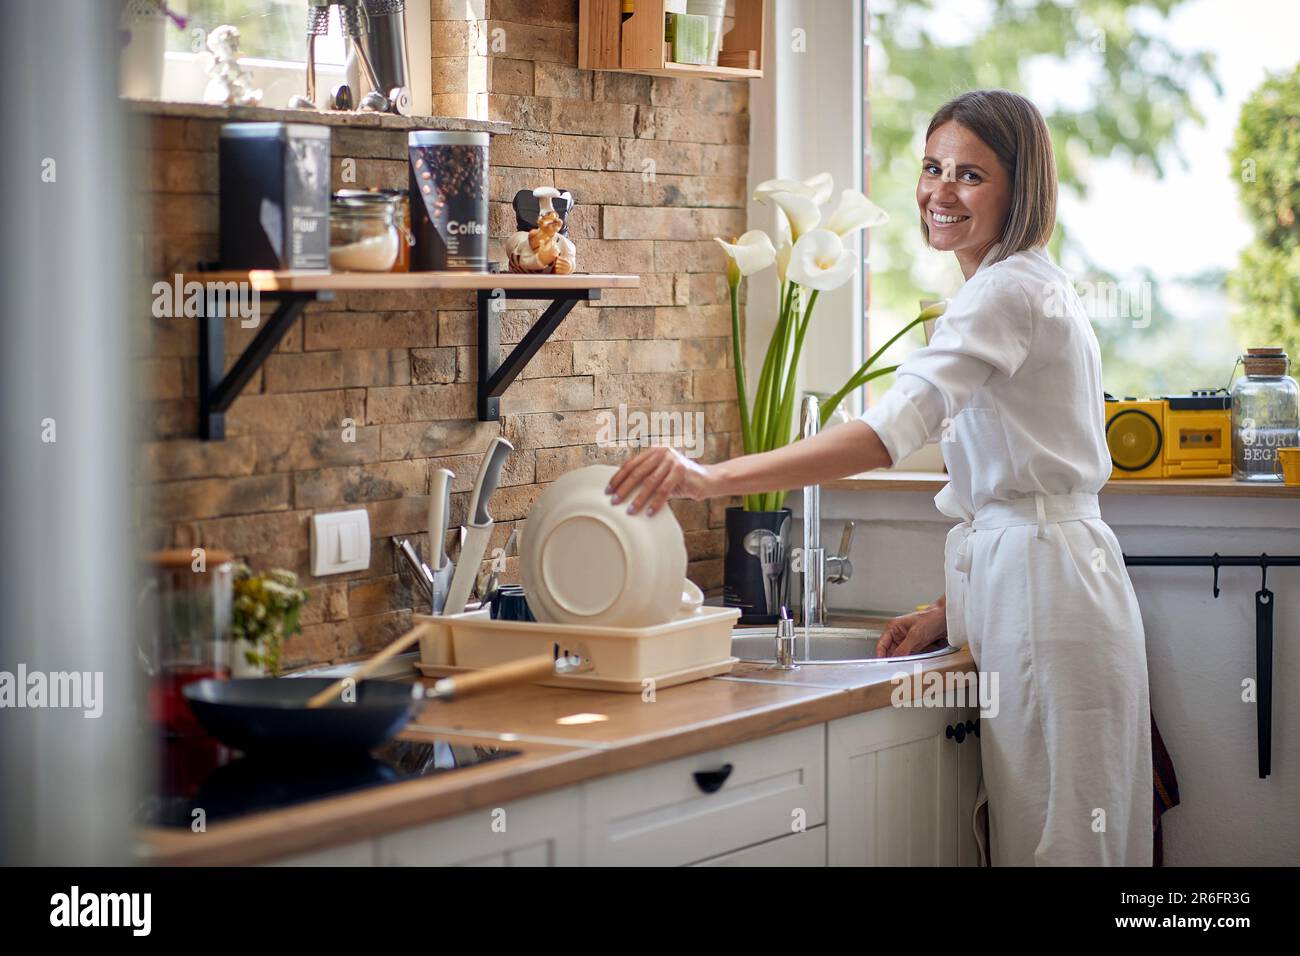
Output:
[823,470,1300,500]
[122,98,510,136]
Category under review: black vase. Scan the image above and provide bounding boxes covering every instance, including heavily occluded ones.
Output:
[723,506,792,625]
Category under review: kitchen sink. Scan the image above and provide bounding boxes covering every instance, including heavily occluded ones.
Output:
[730,625,957,665]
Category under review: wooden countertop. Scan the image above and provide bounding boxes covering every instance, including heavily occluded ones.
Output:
[824,470,1300,499]
[140,647,974,865]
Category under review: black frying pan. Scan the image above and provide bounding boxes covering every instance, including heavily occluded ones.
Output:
[184,678,421,754]
[183,652,558,755]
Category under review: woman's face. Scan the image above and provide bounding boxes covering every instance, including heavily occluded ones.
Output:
[916,121,1012,276]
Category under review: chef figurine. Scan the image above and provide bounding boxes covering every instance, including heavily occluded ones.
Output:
[507,187,576,275]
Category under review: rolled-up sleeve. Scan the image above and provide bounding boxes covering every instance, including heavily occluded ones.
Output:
[858,270,1035,465]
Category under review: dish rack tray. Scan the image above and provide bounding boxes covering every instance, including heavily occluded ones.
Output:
[414,605,740,693]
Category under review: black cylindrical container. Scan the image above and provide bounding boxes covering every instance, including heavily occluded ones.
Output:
[408,130,489,272]
[724,507,792,625]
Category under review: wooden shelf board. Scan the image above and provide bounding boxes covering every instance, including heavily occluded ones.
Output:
[656,61,763,80]
[823,470,1300,500]
[124,98,511,136]
[197,271,641,293]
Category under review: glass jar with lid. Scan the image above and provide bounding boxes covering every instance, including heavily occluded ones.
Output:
[1231,347,1300,481]
[330,190,403,272]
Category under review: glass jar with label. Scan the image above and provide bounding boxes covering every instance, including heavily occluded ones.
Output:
[329,190,402,272]
[1231,347,1300,481]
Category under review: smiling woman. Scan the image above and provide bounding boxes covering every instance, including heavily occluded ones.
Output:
[917,90,1057,279]
[609,88,1155,868]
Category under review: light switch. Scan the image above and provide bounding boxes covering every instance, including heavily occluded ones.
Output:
[311,509,371,576]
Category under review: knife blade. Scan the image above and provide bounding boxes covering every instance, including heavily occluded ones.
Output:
[443,437,513,615]
[428,467,455,613]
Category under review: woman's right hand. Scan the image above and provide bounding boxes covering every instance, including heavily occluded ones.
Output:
[606,445,715,517]
[877,599,948,657]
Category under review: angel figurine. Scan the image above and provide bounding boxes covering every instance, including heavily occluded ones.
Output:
[203,24,263,107]
[507,187,576,274]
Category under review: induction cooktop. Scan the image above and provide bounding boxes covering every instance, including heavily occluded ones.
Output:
[140,737,521,829]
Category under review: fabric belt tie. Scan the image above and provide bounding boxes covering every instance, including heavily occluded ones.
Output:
[935,487,1101,648]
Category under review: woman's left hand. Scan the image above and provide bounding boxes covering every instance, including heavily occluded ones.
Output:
[606,445,715,516]
[877,601,948,657]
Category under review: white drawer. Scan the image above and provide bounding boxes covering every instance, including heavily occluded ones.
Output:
[692,826,827,867]
[374,789,581,866]
[581,724,826,866]
[265,840,376,866]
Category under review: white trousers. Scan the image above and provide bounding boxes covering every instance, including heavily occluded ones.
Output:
[940,490,1153,866]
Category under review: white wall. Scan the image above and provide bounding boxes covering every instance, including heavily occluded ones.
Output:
[799,488,1300,866]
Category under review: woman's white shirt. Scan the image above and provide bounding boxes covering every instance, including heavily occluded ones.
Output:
[860,246,1112,514]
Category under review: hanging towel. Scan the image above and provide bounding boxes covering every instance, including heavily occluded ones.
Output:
[1151,713,1180,867]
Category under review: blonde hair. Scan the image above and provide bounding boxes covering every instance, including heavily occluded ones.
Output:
[920,90,1057,262]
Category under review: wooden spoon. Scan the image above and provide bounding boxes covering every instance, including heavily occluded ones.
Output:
[306,622,558,709]
[306,623,432,709]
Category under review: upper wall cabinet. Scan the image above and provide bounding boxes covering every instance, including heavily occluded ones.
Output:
[579,0,765,81]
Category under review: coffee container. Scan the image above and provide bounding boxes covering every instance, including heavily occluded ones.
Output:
[408,130,489,272]
[219,123,330,271]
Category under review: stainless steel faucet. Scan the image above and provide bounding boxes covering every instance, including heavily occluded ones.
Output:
[799,395,855,627]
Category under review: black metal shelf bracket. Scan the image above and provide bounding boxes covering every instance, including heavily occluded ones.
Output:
[477,286,601,421]
[1124,552,1298,780]
[198,289,334,440]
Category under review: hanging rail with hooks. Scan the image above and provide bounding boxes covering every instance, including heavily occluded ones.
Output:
[1123,552,1298,779]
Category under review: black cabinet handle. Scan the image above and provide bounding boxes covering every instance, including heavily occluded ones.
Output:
[693,763,734,793]
[945,723,967,744]
[965,719,980,738]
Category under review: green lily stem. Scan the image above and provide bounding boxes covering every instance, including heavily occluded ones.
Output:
[756,280,794,454]
[749,279,787,454]
[819,364,899,428]
[817,311,933,426]
[761,288,817,511]
[728,279,753,455]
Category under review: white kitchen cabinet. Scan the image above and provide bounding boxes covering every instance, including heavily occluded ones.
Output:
[373,789,581,866]
[827,705,982,866]
[692,825,827,866]
[581,724,825,866]
[266,840,377,866]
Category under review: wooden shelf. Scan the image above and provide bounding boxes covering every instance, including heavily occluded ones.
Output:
[823,470,1300,500]
[193,271,641,438]
[579,0,765,81]
[123,98,511,136]
[199,270,639,293]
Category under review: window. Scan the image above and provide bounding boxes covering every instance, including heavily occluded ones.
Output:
[156,0,345,105]
[133,0,433,115]
[863,0,1300,404]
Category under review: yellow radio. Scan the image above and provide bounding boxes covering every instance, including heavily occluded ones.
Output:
[1104,391,1232,479]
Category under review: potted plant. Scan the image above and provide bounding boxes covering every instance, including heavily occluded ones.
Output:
[119,1,187,100]
[716,173,945,620]
[230,564,309,677]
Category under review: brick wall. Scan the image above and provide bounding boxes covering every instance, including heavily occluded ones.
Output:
[135,1,749,669]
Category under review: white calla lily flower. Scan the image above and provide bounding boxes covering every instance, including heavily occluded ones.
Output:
[753,173,834,206]
[714,231,777,284]
[824,189,889,237]
[775,238,792,285]
[766,191,820,243]
[787,229,856,291]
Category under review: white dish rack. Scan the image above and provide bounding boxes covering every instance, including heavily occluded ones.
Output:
[414,606,741,693]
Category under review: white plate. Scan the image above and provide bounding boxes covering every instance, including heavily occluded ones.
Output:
[522,464,698,627]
